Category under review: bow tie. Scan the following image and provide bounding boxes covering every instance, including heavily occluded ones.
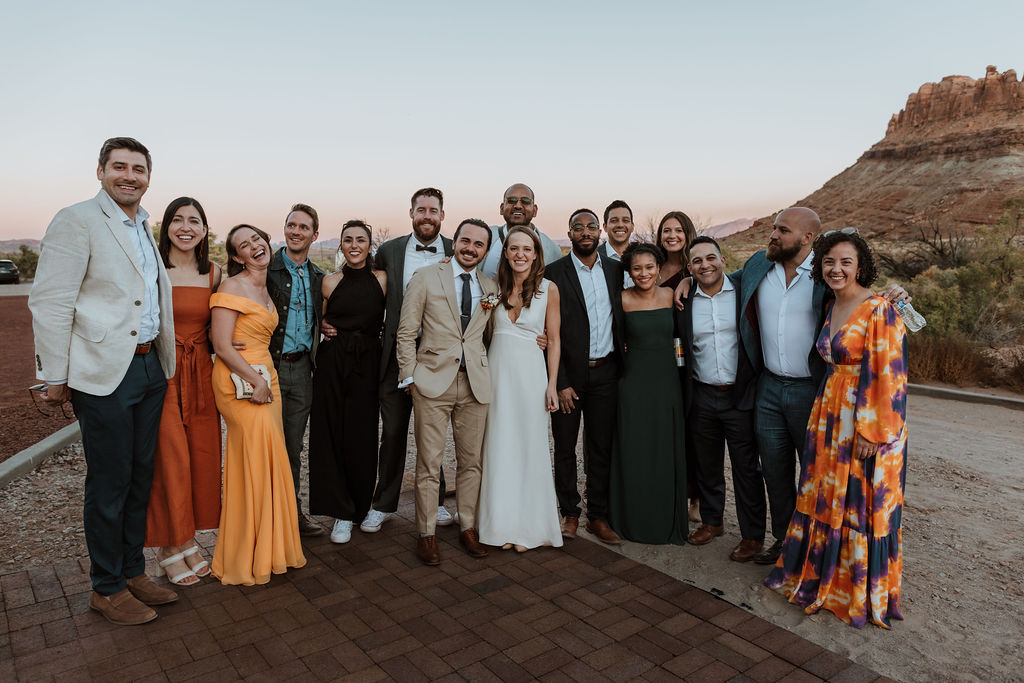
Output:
[415,244,437,253]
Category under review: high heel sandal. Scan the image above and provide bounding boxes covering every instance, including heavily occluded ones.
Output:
[182,545,211,578]
[156,551,199,586]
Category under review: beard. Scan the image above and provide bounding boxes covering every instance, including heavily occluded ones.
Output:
[572,237,598,258]
[766,241,802,263]
[413,218,441,243]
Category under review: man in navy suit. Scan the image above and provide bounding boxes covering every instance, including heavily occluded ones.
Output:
[677,237,766,562]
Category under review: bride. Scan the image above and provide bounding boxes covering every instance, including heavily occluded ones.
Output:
[477,226,563,552]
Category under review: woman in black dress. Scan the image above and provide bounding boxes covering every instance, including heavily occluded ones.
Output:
[308,220,387,544]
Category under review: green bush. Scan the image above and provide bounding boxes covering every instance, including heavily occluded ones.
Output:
[0,244,39,279]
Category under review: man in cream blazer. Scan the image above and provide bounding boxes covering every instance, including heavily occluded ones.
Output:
[29,138,177,626]
[396,219,496,566]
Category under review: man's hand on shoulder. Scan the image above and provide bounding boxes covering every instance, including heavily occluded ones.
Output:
[673,276,693,310]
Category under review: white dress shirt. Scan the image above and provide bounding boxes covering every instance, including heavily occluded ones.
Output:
[756,251,816,378]
[110,194,159,343]
[600,242,634,287]
[571,252,614,359]
[691,277,739,385]
[403,234,445,293]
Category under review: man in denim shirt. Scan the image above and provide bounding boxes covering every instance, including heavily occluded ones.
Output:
[267,203,325,536]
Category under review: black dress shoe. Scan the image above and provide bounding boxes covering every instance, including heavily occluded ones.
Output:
[298,514,324,537]
[753,539,783,565]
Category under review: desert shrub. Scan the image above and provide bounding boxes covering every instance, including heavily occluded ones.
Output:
[0,244,38,279]
[907,335,989,385]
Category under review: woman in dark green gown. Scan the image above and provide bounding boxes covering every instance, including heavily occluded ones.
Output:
[609,243,688,545]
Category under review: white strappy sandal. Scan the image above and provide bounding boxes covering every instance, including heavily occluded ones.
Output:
[156,551,199,586]
[182,545,211,578]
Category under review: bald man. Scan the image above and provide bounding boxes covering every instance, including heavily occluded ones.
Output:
[481,183,563,278]
[734,207,907,563]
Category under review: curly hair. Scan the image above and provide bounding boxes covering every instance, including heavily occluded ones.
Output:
[810,229,878,288]
[497,226,546,309]
[622,241,665,272]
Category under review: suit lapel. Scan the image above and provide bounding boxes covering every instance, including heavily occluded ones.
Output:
[393,235,410,292]
[563,259,586,311]
[464,273,496,336]
[438,261,461,327]
[96,193,145,277]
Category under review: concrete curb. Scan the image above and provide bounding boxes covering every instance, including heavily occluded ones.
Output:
[908,383,1024,411]
[0,422,81,489]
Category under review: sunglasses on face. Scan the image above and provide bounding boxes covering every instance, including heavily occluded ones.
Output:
[504,197,533,207]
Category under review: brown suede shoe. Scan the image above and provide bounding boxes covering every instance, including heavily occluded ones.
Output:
[417,535,441,566]
[687,524,725,546]
[585,519,622,545]
[561,516,579,540]
[459,528,489,558]
[90,589,157,625]
[729,539,764,562]
[126,574,178,606]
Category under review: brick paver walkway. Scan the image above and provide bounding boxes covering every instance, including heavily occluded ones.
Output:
[1,494,887,682]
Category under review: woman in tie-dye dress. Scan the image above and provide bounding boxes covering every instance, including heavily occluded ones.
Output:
[765,229,908,629]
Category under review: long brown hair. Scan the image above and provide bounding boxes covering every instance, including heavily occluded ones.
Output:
[497,226,545,309]
[656,210,697,261]
[158,197,211,274]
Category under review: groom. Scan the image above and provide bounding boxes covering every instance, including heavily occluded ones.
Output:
[396,218,497,566]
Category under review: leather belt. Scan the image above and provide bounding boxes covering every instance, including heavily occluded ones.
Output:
[280,351,308,362]
[697,382,733,392]
[588,354,613,368]
[134,342,153,355]
[765,370,813,383]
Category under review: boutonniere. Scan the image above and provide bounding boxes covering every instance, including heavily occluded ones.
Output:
[480,294,500,310]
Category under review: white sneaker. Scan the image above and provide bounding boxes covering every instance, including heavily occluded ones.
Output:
[330,519,353,544]
[436,505,455,527]
[359,509,392,533]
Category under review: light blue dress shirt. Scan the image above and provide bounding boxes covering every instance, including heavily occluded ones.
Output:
[109,193,159,342]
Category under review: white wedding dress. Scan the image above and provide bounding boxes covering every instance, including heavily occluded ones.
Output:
[478,280,563,549]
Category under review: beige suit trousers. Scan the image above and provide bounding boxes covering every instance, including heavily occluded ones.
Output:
[412,371,487,535]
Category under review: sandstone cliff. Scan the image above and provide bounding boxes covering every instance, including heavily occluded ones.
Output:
[732,66,1024,246]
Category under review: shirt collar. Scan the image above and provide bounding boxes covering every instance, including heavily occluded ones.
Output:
[798,250,814,272]
[571,251,603,272]
[695,274,735,299]
[283,253,308,273]
[105,190,149,226]
[453,262,479,281]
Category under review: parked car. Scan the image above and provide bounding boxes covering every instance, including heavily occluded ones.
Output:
[0,260,19,284]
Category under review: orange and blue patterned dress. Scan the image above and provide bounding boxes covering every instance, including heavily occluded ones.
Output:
[765,295,907,629]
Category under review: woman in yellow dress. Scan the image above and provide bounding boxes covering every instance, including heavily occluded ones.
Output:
[209,224,306,585]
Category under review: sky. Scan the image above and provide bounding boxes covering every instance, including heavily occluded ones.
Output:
[2,0,1022,243]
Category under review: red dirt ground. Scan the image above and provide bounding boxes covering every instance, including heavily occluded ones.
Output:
[0,296,75,463]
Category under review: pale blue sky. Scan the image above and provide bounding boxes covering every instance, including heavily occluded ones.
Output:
[2,1,1021,241]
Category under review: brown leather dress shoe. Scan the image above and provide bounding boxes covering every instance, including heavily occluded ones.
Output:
[561,516,579,540]
[298,514,324,537]
[585,519,622,545]
[459,528,489,558]
[754,539,783,565]
[126,574,178,606]
[417,535,441,566]
[90,589,158,625]
[729,538,764,562]
[687,523,725,546]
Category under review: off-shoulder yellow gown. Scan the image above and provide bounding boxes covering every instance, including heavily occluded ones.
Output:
[209,293,306,585]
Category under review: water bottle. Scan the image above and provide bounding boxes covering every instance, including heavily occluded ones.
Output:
[894,299,926,333]
[673,338,686,367]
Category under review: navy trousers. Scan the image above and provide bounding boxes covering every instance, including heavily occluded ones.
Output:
[71,352,167,595]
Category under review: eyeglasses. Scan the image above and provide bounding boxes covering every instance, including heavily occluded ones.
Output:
[28,384,75,419]
[569,223,600,235]
[823,227,858,236]
[504,196,533,207]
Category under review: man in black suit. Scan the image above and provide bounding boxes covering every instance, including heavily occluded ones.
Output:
[545,208,625,544]
[677,237,767,562]
[358,188,454,533]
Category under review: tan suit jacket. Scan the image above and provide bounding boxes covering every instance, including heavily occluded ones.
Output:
[396,261,496,403]
[29,191,175,395]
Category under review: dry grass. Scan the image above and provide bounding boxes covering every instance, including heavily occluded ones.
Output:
[908,335,989,385]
